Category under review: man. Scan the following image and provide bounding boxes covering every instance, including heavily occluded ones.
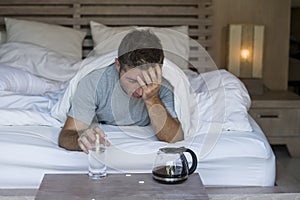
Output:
[59,30,183,153]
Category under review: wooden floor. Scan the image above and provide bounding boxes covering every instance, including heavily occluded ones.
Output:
[207,145,300,195]
[273,145,300,186]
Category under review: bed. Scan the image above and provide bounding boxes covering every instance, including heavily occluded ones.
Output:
[0,0,275,189]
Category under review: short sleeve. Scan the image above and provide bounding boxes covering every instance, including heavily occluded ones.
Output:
[160,79,177,118]
[68,74,98,125]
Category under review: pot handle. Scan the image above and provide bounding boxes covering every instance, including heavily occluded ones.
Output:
[185,148,198,175]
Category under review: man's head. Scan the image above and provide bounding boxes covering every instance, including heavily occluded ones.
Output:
[116,30,164,98]
[117,29,164,71]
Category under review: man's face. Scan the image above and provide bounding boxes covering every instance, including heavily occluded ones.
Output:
[118,66,145,99]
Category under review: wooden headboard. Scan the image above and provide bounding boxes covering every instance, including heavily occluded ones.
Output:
[0,0,213,68]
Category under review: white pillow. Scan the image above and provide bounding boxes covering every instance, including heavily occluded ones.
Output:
[5,18,86,60]
[186,69,253,132]
[0,42,82,82]
[0,64,66,94]
[90,21,190,69]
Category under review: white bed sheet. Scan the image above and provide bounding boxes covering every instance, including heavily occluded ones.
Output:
[0,116,275,189]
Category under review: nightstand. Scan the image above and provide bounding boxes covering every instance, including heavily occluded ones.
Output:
[249,91,300,157]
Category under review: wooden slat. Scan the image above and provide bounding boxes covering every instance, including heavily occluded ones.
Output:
[0,0,73,4]
[0,17,76,26]
[78,0,210,5]
[76,17,212,26]
[0,7,74,15]
[0,0,211,6]
[79,6,210,16]
[80,28,212,38]
[0,17,212,27]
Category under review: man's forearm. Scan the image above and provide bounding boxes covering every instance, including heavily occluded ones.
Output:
[145,97,183,143]
[58,130,81,151]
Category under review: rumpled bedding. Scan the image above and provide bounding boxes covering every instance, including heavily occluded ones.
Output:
[0,43,252,138]
[0,47,252,137]
[0,90,63,126]
[0,51,199,137]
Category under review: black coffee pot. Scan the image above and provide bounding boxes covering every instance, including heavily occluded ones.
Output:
[152,146,198,184]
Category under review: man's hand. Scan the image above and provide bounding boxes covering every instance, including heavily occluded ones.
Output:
[78,126,110,154]
[59,117,110,153]
[137,65,162,103]
[136,64,184,143]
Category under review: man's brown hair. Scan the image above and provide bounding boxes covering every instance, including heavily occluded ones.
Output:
[118,29,164,71]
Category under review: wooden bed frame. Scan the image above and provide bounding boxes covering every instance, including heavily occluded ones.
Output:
[0,0,213,68]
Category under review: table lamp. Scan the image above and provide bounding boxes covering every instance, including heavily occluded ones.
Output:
[227,24,265,94]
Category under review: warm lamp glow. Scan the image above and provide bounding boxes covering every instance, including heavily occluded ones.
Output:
[227,24,264,78]
[240,49,250,60]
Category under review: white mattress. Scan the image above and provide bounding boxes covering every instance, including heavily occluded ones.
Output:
[0,116,275,189]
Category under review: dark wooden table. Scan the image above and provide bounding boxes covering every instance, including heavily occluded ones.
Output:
[35,173,208,200]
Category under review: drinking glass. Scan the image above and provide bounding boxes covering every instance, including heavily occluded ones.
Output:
[88,134,107,179]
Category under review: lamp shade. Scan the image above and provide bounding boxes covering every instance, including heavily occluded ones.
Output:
[227,24,264,78]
